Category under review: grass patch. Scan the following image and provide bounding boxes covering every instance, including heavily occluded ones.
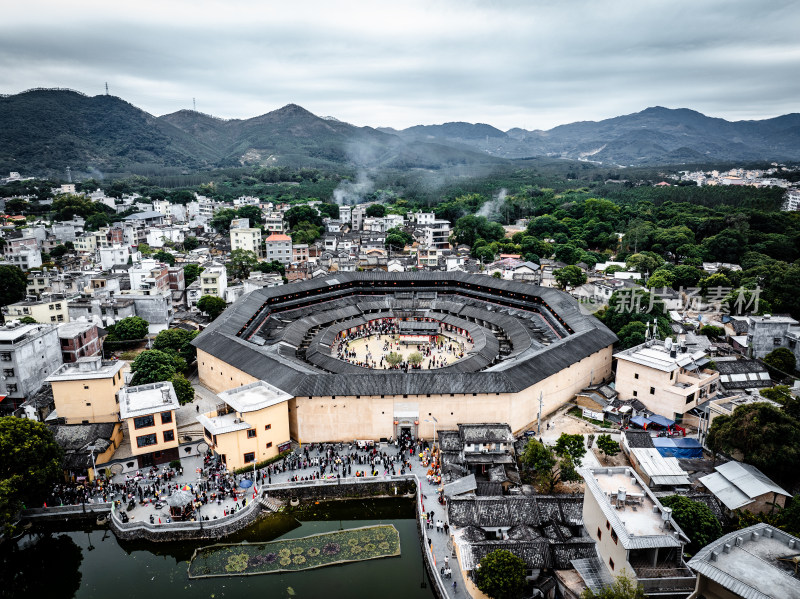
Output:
[187,524,400,578]
[568,407,613,428]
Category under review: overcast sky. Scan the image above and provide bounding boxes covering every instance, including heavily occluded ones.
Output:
[1,0,798,130]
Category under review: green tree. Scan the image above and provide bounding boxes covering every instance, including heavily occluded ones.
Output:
[615,321,647,350]
[0,265,27,309]
[254,260,286,276]
[0,417,64,530]
[183,263,204,287]
[660,495,723,555]
[50,244,68,259]
[707,403,800,485]
[290,220,324,244]
[129,350,178,386]
[153,250,175,266]
[365,204,387,218]
[520,439,561,493]
[182,236,199,252]
[285,204,322,229]
[699,325,725,338]
[554,265,587,290]
[152,328,199,364]
[236,205,263,225]
[227,249,259,280]
[197,295,227,320]
[763,347,796,376]
[386,352,403,368]
[474,549,527,599]
[137,242,153,257]
[318,202,340,219]
[554,433,587,466]
[408,352,423,366]
[580,571,645,599]
[170,373,195,405]
[210,208,238,233]
[112,316,149,341]
[19,316,38,324]
[595,434,620,462]
[451,215,506,247]
[85,213,110,231]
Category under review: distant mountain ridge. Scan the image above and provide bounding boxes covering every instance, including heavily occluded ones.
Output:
[1,89,798,176]
[392,106,800,165]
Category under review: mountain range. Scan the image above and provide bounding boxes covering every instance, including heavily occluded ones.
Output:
[1,89,799,177]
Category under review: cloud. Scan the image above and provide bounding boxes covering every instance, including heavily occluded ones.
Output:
[0,0,798,130]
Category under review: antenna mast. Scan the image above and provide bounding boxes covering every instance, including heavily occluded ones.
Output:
[193,98,196,111]
[105,82,109,95]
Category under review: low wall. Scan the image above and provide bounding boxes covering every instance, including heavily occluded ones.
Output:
[265,476,417,502]
[110,499,263,542]
[22,502,112,521]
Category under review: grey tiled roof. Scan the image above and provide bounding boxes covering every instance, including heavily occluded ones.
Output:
[192,272,616,397]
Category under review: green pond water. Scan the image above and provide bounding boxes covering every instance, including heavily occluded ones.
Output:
[2,499,434,599]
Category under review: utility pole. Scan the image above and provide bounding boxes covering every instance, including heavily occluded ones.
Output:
[105,82,109,95]
[193,98,196,111]
[537,391,543,435]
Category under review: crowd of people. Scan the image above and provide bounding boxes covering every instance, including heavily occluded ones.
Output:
[334,318,470,371]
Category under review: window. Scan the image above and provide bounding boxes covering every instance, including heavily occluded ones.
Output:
[597,527,602,540]
[609,558,615,571]
[161,412,172,424]
[606,520,610,530]
[247,429,257,438]
[634,373,639,379]
[2,369,13,377]
[611,529,618,545]
[774,337,783,346]
[650,387,655,395]
[633,390,638,397]
[137,433,157,448]
[686,393,695,404]
[84,385,89,390]
[244,452,255,463]
[266,442,272,448]
[163,430,175,442]
[0,353,11,361]
[134,415,155,429]
[7,384,17,393]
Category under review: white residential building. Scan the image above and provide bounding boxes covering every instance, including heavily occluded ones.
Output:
[231,227,263,258]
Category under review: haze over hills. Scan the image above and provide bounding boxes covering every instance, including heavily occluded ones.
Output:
[1,89,799,177]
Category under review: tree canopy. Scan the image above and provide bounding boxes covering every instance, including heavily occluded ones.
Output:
[580,572,646,599]
[763,347,796,377]
[111,316,149,341]
[227,249,259,280]
[707,402,800,485]
[554,265,587,290]
[129,349,179,386]
[197,295,227,320]
[183,263,204,287]
[474,549,527,599]
[659,495,722,555]
[152,328,199,364]
[0,417,64,530]
[0,265,27,308]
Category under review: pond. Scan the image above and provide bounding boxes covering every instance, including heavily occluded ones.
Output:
[1,499,434,599]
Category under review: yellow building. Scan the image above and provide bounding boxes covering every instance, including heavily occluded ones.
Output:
[46,356,127,425]
[613,338,720,421]
[119,381,180,468]
[6,295,70,324]
[197,381,291,471]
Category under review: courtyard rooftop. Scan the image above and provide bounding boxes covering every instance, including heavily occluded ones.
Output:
[119,381,179,419]
[218,380,292,413]
[580,467,688,549]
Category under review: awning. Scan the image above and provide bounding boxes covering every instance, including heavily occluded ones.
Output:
[648,414,676,428]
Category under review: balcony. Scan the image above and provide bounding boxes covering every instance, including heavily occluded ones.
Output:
[633,564,696,595]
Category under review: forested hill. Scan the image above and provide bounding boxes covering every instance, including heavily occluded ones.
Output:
[2,89,799,176]
[0,90,501,176]
[390,107,800,166]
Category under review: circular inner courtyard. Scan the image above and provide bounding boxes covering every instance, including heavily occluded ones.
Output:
[333,319,474,370]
